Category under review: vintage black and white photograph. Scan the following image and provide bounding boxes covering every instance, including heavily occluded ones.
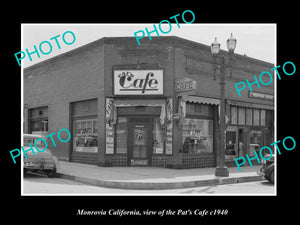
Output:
[20,23,276,196]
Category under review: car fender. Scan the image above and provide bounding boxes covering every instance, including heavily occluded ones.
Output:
[264,163,274,180]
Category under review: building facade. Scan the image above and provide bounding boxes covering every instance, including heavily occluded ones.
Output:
[23,36,274,168]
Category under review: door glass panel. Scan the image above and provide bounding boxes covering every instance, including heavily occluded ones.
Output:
[134,128,146,146]
[133,127,147,158]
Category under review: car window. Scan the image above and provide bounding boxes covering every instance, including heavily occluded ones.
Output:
[23,139,35,146]
[23,138,47,149]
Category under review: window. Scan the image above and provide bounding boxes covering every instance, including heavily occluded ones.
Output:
[230,106,237,124]
[253,109,260,125]
[73,119,98,152]
[30,120,48,132]
[260,110,266,126]
[249,129,262,156]
[182,118,213,153]
[246,108,253,125]
[29,107,48,135]
[115,117,128,153]
[194,104,202,113]
[153,118,165,154]
[238,107,245,125]
[226,131,237,155]
[230,106,270,127]
[250,130,262,145]
[72,99,97,153]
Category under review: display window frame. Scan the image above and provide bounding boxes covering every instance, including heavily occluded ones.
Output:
[181,116,214,154]
[72,117,98,153]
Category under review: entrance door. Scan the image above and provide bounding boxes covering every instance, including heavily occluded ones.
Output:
[128,122,152,166]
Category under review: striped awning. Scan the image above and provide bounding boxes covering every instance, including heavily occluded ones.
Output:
[227,100,274,110]
[182,96,220,105]
[180,96,273,110]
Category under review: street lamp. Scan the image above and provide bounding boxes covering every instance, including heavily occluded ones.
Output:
[227,33,237,53]
[210,33,237,177]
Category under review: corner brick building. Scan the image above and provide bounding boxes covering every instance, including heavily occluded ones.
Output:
[23,36,274,168]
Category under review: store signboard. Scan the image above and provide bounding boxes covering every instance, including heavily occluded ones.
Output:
[175,78,196,97]
[114,70,163,95]
[248,91,274,101]
[131,159,148,166]
[175,78,196,92]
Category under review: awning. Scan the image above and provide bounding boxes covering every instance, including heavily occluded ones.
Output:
[227,100,274,110]
[113,99,165,107]
[109,99,167,125]
[181,96,220,105]
[178,96,220,126]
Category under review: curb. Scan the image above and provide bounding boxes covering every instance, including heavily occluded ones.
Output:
[56,172,264,190]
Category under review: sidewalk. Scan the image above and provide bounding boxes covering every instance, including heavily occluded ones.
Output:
[56,161,264,190]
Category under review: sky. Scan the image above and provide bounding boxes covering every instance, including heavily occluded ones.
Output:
[22,24,276,68]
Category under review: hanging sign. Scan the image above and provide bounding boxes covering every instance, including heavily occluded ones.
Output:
[166,97,173,155]
[114,70,163,95]
[166,97,173,122]
[175,78,196,97]
[248,91,274,101]
[105,98,114,154]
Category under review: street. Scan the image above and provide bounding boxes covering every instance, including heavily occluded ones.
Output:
[23,172,275,195]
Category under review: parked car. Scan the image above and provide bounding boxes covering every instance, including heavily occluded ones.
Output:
[23,134,59,178]
[257,154,274,184]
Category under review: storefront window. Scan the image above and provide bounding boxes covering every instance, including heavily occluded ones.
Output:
[225,131,237,155]
[116,117,128,154]
[153,118,165,154]
[249,129,262,156]
[73,118,98,153]
[182,118,213,153]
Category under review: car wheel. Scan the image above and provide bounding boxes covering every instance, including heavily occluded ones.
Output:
[47,170,56,178]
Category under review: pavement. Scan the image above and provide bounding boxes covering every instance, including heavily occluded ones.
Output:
[55,160,264,190]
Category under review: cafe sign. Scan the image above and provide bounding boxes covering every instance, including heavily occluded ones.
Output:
[114,70,163,95]
[189,129,204,140]
[175,78,196,97]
